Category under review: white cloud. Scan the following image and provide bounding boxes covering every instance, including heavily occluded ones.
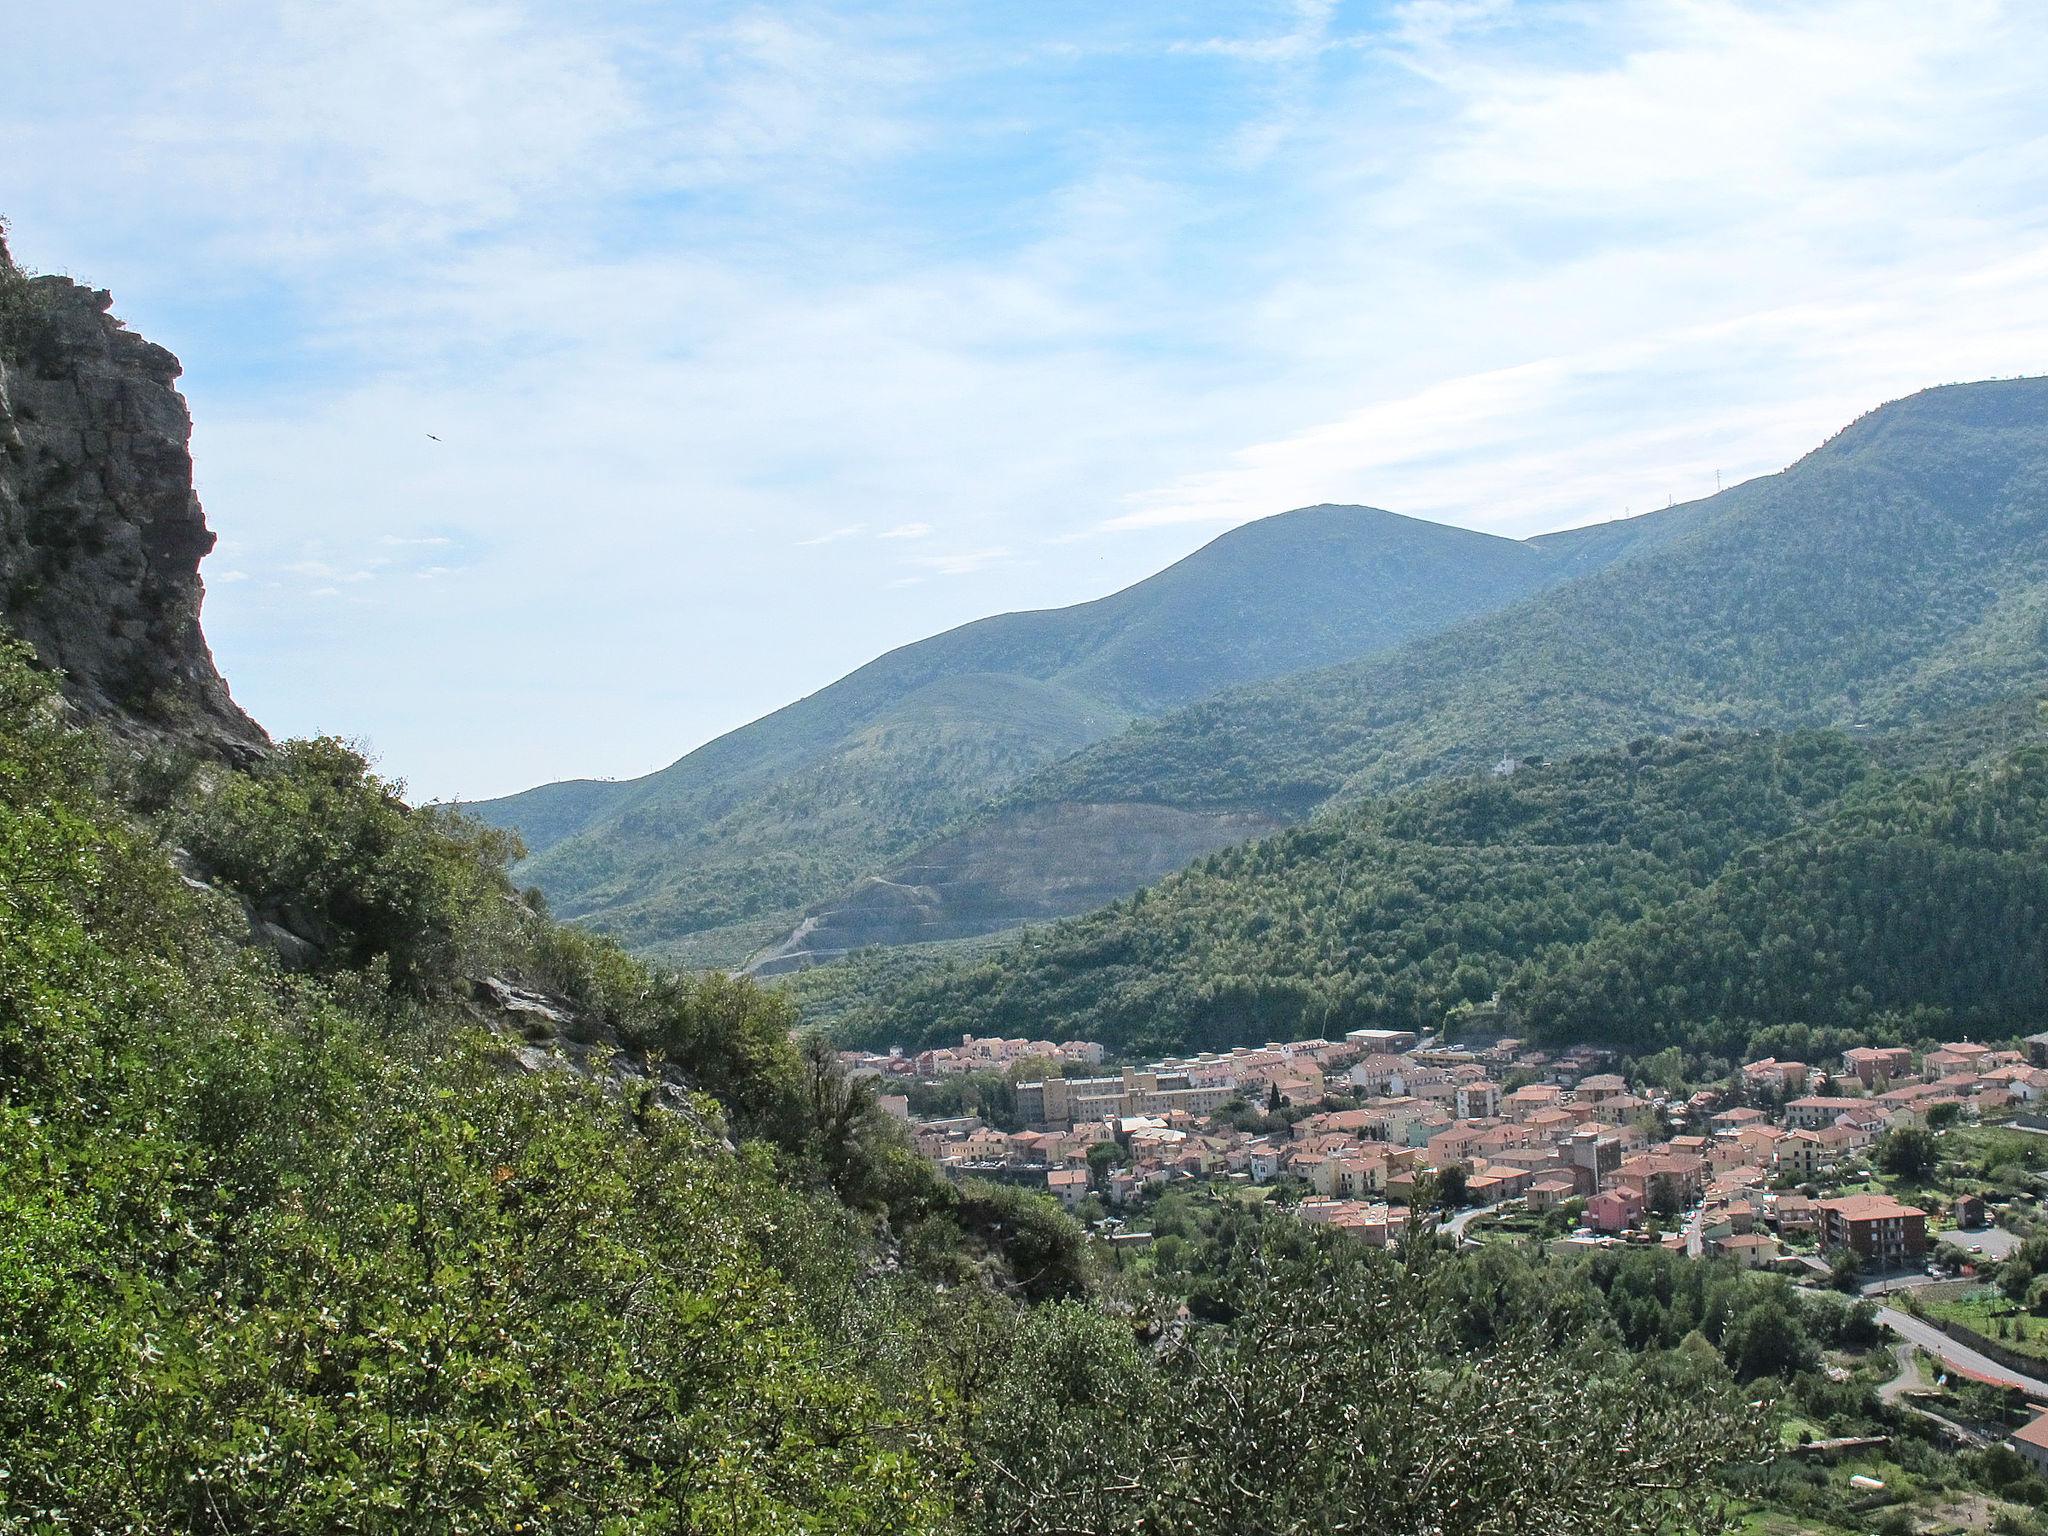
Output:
[10,0,2047,799]
[1173,0,1345,64]
[914,547,1013,577]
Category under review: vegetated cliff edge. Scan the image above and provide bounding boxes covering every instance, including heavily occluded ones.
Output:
[0,228,265,763]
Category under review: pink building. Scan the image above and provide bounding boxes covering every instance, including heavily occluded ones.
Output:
[1586,1188,1646,1234]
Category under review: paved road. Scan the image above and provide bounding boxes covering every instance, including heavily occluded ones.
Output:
[1877,1305,2048,1398]
[1438,1205,1492,1243]
[1878,1339,1930,1405]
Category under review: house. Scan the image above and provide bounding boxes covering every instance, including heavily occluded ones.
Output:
[1708,1136,1763,1173]
[1565,1129,1622,1193]
[1952,1193,1989,1230]
[1924,1042,1994,1079]
[1455,1080,1503,1120]
[1427,1124,1496,1169]
[1986,1065,2048,1102]
[1586,1188,1646,1234]
[1816,1194,1928,1266]
[1776,1124,1861,1179]
[1469,1164,1534,1203]
[1743,1059,1809,1094]
[1344,1028,1420,1055]
[1713,1232,1782,1269]
[1784,1095,1868,1131]
[1772,1194,1817,1234]
[2026,1032,2048,1070]
[2010,1410,2048,1474]
[1713,1105,1772,1131]
[1527,1176,1580,1213]
[1312,1153,1388,1199]
[1842,1046,1913,1087]
[1504,1083,1566,1121]
[1045,1167,1093,1208]
[1615,1152,1706,1211]
[1576,1073,1629,1104]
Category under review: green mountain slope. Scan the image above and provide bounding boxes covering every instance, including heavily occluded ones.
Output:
[474,504,1591,961]
[1008,379,2048,816]
[770,378,2048,966]
[1509,732,2048,1055]
[816,708,2048,1064]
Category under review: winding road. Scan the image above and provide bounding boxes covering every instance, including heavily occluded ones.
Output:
[1876,1304,2048,1399]
[1877,1339,1992,1446]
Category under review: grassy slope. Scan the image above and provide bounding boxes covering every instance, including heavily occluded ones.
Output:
[475,505,1582,958]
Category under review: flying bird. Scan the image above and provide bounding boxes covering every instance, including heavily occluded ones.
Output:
[426,433,442,442]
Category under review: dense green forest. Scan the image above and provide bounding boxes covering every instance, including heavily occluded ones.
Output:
[475,505,1589,964]
[1,636,1794,1532]
[817,714,2048,1062]
[1510,736,2048,1053]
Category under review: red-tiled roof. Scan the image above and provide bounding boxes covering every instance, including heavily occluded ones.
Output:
[1816,1194,1924,1221]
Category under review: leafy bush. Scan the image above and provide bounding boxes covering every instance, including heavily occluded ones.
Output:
[180,736,525,994]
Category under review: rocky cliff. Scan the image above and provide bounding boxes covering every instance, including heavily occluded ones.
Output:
[0,229,265,762]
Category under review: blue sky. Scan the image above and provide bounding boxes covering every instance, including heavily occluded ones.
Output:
[5,0,2048,800]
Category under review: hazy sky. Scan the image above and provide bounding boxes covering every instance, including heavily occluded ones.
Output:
[6,1,2047,800]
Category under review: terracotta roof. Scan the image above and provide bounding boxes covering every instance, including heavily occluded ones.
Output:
[1816,1194,1924,1221]
[2012,1412,2048,1451]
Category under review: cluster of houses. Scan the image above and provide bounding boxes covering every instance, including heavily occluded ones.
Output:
[841,1034,1109,1079]
[865,1029,2048,1268]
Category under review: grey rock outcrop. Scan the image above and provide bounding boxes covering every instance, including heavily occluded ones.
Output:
[0,229,267,763]
[470,974,732,1147]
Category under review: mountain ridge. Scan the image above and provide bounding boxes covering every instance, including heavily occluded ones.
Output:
[756,377,2048,967]
[473,500,1610,961]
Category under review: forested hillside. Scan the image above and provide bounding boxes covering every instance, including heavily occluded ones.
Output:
[473,506,1606,964]
[1510,734,2048,1055]
[818,711,2048,1065]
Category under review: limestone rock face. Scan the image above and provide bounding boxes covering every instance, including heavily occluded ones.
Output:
[0,232,266,762]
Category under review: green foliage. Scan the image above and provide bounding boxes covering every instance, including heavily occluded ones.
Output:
[0,648,947,1531]
[960,1239,1768,1535]
[1510,745,2048,1051]
[180,735,526,995]
[0,222,51,365]
[822,726,2048,1059]
[1877,1126,1938,1179]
